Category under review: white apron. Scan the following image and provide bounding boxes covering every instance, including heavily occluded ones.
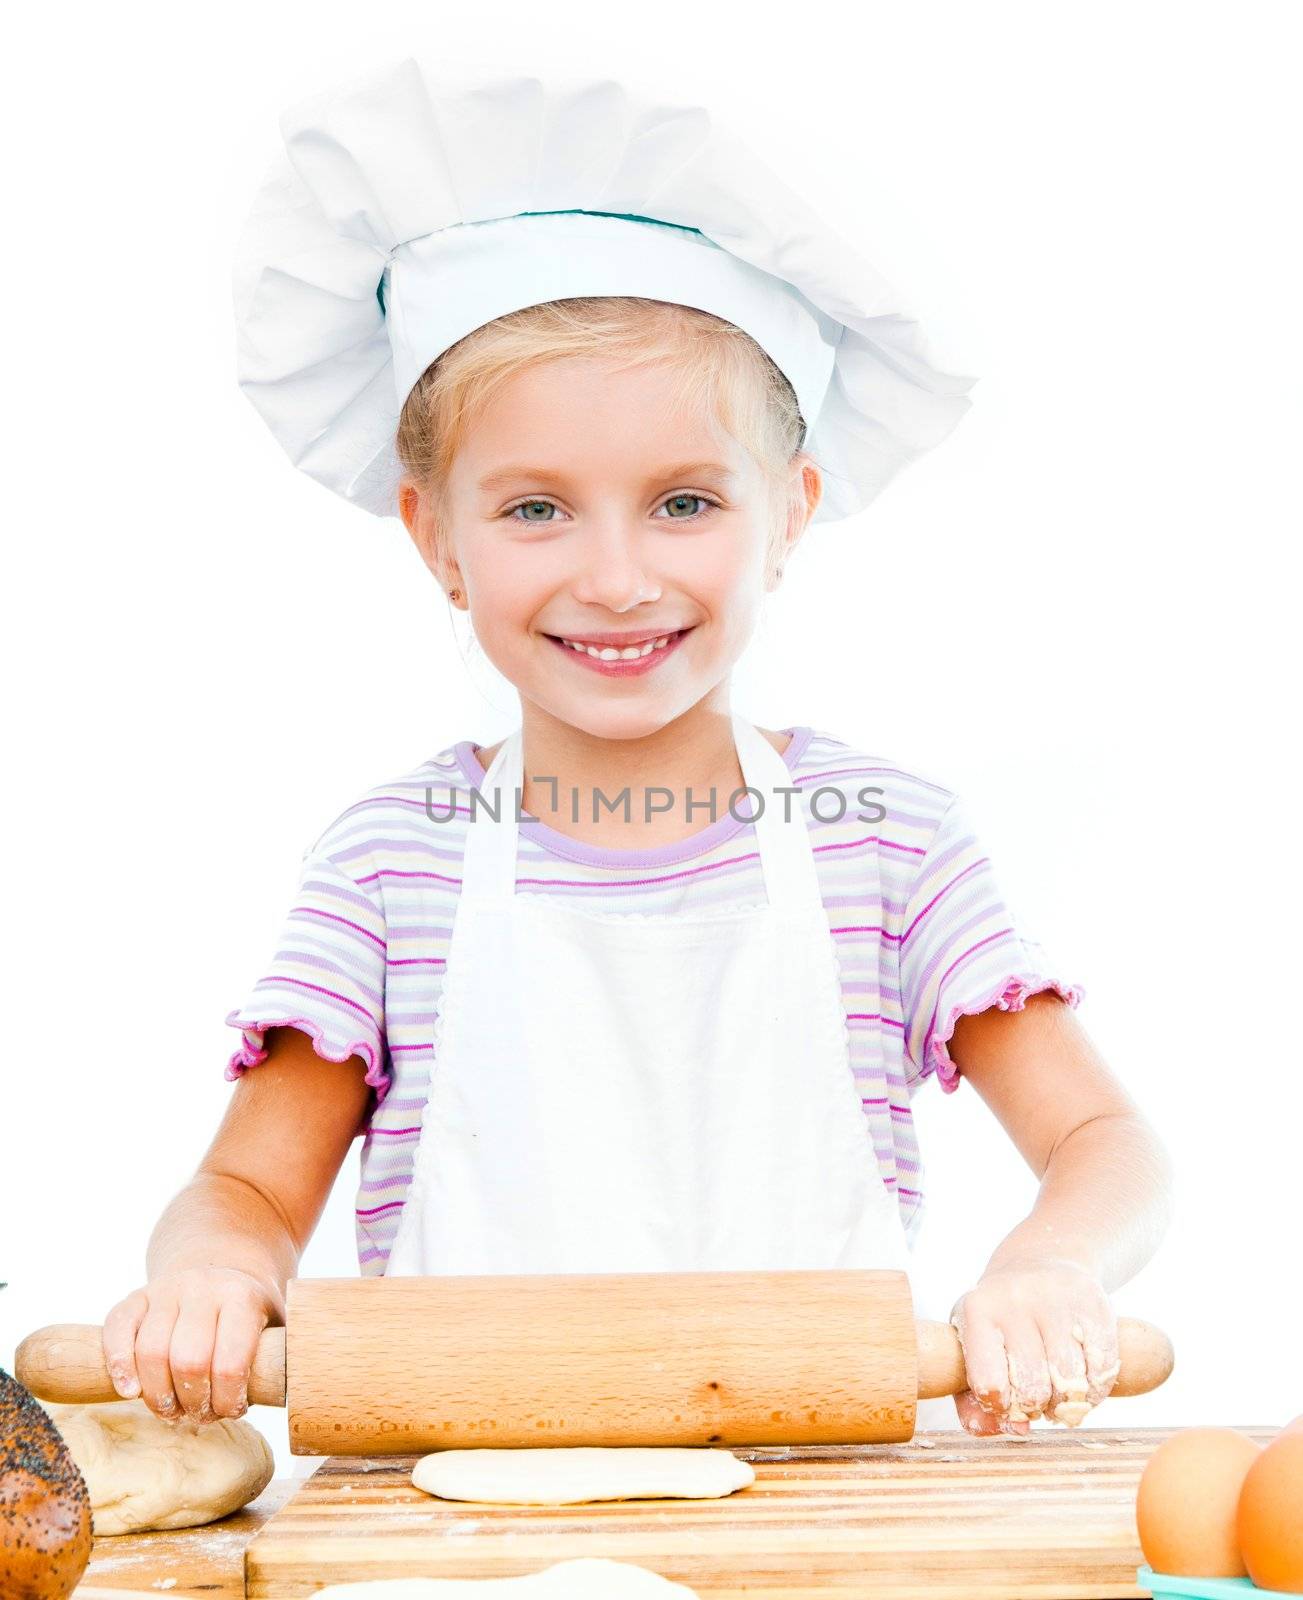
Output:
[386,712,911,1280]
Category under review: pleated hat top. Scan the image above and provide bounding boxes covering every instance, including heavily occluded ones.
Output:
[232,57,976,525]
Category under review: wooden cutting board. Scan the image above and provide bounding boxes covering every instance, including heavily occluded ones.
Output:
[243,1425,1277,1598]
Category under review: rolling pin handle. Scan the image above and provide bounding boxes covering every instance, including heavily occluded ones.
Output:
[13,1322,288,1407]
[914,1314,1174,1401]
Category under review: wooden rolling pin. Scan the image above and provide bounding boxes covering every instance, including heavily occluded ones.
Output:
[17,1269,1173,1454]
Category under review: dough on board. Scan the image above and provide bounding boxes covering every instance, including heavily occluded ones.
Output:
[315,1558,700,1596]
[39,1398,273,1535]
[411,1446,756,1505]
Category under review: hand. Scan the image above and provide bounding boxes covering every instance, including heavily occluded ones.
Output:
[948,1258,1121,1438]
[101,1267,280,1425]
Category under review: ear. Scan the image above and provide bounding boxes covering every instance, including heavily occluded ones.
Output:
[398,476,435,567]
[766,456,823,590]
[399,477,466,603]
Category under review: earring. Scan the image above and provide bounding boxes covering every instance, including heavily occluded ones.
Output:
[448,587,461,602]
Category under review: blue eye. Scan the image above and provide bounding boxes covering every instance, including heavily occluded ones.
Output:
[504,494,718,523]
[660,494,711,519]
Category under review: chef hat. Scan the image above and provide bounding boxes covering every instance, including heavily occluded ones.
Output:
[232,58,976,526]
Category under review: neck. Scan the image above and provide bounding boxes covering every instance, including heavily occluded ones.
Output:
[510,695,757,831]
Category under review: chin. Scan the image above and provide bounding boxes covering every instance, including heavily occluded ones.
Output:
[552,702,685,742]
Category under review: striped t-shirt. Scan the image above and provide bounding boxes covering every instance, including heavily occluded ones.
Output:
[224,726,1081,1274]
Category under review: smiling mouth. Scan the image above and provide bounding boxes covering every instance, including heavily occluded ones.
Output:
[545,628,693,661]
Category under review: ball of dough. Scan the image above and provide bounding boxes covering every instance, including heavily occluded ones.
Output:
[411,1446,755,1505]
[39,1399,273,1536]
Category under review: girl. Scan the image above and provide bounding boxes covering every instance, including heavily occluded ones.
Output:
[101,61,1172,1442]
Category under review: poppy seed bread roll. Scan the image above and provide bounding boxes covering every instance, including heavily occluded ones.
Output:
[0,1365,92,1599]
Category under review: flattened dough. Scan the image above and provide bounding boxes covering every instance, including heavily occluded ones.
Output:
[411,1446,755,1505]
[39,1398,273,1535]
[316,1558,699,1596]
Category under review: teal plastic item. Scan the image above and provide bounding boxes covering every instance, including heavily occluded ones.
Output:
[1137,1565,1303,1598]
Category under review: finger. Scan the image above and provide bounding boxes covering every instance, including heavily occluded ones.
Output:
[954,1389,1030,1438]
[210,1298,266,1419]
[1040,1312,1092,1426]
[1002,1313,1054,1423]
[954,1388,1003,1436]
[134,1296,182,1423]
[170,1297,220,1421]
[102,1291,147,1399]
[952,1307,1012,1419]
[1078,1313,1122,1406]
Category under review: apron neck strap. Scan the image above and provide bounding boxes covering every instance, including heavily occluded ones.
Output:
[467,714,822,912]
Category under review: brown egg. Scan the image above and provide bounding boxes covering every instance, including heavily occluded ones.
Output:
[1236,1429,1303,1593]
[1135,1427,1262,1577]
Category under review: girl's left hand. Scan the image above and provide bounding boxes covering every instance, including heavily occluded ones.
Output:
[947,1258,1122,1438]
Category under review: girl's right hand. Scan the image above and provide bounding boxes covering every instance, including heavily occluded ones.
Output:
[101,1266,280,1424]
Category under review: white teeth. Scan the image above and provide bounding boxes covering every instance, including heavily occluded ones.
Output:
[561,633,674,661]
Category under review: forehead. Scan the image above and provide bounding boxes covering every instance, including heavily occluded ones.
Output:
[452,357,752,485]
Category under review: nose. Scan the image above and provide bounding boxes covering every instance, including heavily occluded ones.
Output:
[568,521,663,613]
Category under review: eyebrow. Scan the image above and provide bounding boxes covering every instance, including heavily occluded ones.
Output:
[476,461,739,493]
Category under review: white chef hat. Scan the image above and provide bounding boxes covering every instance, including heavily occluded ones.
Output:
[232,57,976,526]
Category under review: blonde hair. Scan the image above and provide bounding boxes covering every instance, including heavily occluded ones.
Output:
[395,296,812,570]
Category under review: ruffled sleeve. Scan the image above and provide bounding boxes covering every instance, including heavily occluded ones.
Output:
[898,796,1083,1094]
[224,848,390,1104]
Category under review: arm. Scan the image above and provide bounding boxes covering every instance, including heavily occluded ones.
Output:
[952,990,1175,1290]
[105,1026,374,1422]
[945,991,1175,1433]
[148,1024,375,1303]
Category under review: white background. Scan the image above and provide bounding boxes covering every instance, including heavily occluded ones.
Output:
[2,1,1299,1487]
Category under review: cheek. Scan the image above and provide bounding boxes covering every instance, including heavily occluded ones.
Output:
[683,538,768,605]
[461,556,537,628]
